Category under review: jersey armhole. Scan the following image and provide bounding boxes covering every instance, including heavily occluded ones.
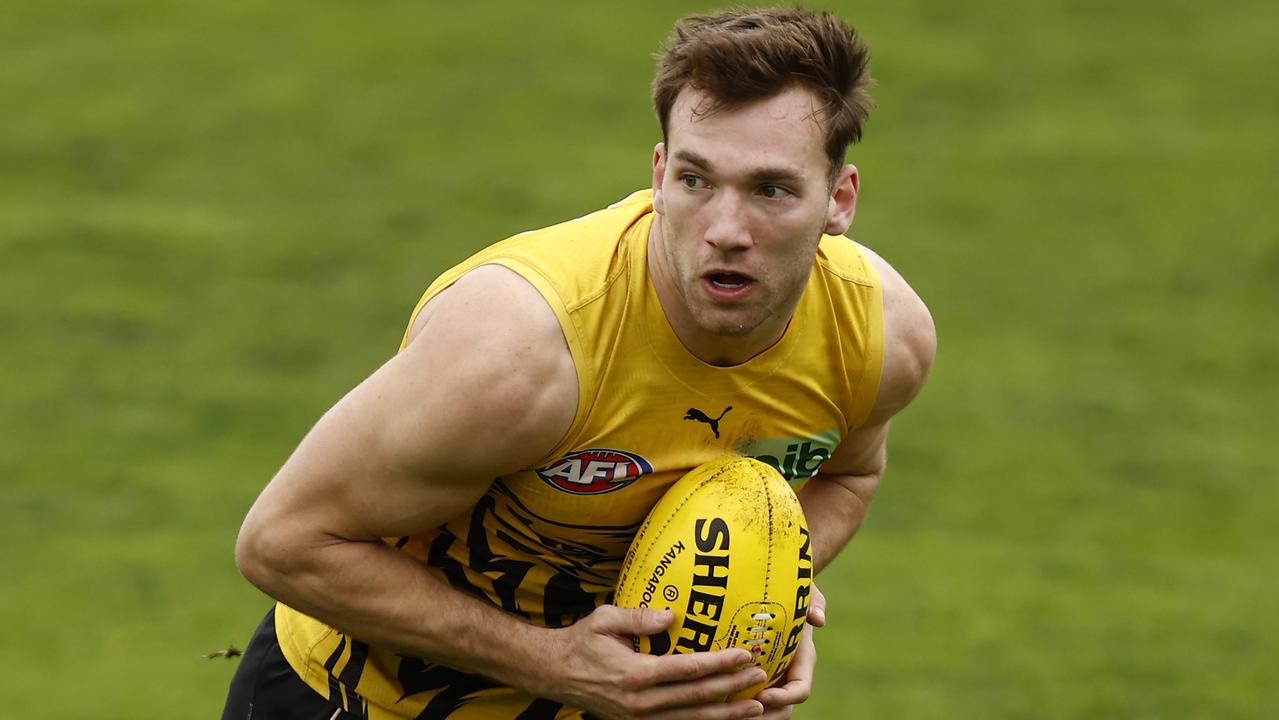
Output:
[843,242,886,431]
[398,257,596,469]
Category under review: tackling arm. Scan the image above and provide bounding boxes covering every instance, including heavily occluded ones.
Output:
[235,265,580,681]
[235,265,770,719]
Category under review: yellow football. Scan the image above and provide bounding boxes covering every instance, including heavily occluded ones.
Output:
[613,456,813,700]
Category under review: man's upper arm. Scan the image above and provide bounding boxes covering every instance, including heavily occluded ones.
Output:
[822,246,936,478]
[793,249,934,571]
[241,265,579,554]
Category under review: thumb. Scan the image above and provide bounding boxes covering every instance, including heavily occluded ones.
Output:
[591,604,674,635]
[807,583,827,628]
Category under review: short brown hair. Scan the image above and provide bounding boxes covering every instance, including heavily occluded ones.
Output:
[652,7,874,174]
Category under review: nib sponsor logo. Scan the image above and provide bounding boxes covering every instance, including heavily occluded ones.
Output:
[736,429,840,484]
[537,449,653,495]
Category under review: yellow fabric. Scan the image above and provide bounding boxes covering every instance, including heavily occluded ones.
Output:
[275,189,884,719]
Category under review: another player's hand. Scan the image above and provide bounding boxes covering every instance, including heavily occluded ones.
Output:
[755,583,825,718]
[545,604,767,720]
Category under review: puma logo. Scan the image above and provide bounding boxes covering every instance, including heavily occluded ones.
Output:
[684,406,732,439]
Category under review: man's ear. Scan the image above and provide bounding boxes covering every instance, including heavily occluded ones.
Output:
[824,164,859,235]
[651,142,667,215]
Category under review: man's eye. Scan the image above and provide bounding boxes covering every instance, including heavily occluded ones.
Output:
[759,185,790,199]
[681,174,706,189]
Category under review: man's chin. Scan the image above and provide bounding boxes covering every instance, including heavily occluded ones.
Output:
[695,312,761,339]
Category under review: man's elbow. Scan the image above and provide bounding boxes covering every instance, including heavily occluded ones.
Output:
[828,470,880,510]
[234,509,297,598]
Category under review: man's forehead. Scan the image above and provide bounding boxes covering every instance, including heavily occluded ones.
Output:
[668,86,827,133]
[665,86,829,172]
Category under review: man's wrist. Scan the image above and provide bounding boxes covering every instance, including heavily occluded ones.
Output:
[478,622,564,698]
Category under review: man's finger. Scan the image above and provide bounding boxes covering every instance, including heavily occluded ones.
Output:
[807,584,827,628]
[648,698,766,720]
[755,675,810,709]
[757,704,796,720]
[589,604,674,636]
[647,647,756,683]
[642,665,767,711]
[756,625,815,707]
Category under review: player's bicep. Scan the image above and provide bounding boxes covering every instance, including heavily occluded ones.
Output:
[860,245,936,425]
[243,267,577,548]
[805,247,935,503]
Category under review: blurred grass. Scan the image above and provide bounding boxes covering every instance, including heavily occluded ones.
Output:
[2,1,1275,717]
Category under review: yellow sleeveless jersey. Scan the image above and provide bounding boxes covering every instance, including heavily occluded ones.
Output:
[274,190,884,719]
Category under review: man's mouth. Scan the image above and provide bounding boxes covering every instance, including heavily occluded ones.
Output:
[708,272,751,289]
[701,272,756,300]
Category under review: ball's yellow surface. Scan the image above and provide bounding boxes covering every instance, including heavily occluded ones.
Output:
[614,456,813,700]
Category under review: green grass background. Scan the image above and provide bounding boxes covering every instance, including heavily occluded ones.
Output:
[3,1,1275,717]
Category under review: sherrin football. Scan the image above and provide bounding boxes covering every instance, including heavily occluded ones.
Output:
[613,456,813,700]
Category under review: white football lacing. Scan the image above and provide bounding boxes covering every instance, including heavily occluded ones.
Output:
[744,611,775,653]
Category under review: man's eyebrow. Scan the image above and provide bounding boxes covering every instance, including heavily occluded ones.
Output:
[672,149,715,172]
[670,149,807,184]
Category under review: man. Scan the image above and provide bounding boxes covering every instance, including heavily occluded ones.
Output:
[225,7,934,720]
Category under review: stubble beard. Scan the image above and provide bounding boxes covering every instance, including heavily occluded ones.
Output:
[658,212,824,345]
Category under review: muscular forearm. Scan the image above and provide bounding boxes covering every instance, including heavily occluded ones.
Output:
[237,530,551,693]
[237,531,773,719]
[795,471,879,573]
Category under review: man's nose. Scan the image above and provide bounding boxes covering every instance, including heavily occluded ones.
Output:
[704,193,752,251]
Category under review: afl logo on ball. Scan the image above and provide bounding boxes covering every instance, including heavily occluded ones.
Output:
[537,449,653,495]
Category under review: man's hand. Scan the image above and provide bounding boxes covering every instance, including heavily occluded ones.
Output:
[755,584,826,718]
[544,604,768,720]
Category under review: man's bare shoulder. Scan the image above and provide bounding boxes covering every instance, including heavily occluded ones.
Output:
[860,245,936,423]
[407,264,562,345]
[398,264,579,472]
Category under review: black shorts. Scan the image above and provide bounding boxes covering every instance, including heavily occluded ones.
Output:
[222,608,363,720]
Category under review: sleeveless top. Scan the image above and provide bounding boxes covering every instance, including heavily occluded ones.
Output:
[274,189,884,719]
